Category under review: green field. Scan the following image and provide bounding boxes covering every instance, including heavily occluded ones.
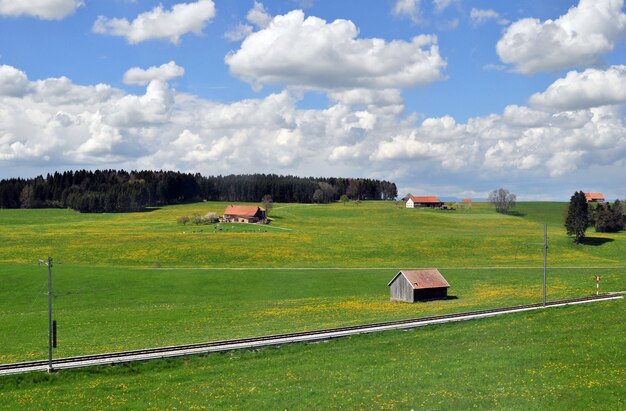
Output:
[0,201,624,408]
[0,299,623,410]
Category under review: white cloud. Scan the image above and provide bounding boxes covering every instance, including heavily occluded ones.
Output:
[392,0,422,23]
[0,65,30,97]
[1,64,624,198]
[497,0,626,74]
[529,66,626,111]
[224,23,253,42]
[225,10,446,92]
[123,61,185,86]
[102,80,174,127]
[470,8,508,25]
[246,1,272,29]
[92,0,216,44]
[0,0,82,20]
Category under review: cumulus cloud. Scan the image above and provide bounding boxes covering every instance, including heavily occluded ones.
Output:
[470,8,508,26]
[225,10,446,93]
[92,0,216,44]
[529,65,626,111]
[1,64,625,198]
[0,0,82,20]
[497,0,626,74]
[123,61,185,86]
[0,65,30,97]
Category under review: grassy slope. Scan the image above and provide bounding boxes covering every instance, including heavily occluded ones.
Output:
[0,201,624,268]
[0,202,624,362]
[0,299,623,410]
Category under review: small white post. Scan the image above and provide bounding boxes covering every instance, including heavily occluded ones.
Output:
[595,275,601,296]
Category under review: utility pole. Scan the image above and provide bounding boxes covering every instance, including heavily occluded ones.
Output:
[543,224,547,307]
[42,257,54,372]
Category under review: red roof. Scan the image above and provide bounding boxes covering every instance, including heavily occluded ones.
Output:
[410,196,441,203]
[223,205,264,217]
[585,192,605,201]
[463,198,472,202]
[388,269,450,290]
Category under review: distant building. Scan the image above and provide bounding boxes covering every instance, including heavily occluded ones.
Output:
[406,196,443,208]
[388,269,450,302]
[401,193,413,202]
[223,205,266,223]
[585,193,605,203]
[462,198,472,203]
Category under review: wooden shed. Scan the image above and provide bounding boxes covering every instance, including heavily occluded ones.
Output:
[388,269,450,302]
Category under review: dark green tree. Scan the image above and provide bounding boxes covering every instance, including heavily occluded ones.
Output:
[565,191,589,243]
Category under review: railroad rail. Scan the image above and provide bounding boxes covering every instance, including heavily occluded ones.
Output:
[1,294,622,376]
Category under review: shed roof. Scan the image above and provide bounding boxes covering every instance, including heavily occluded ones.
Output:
[223,205,264,217]
[409,196,441,203]
[388,269,450,290]
[585,192,605,201]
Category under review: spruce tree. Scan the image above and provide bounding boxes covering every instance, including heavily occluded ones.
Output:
[565,191,589,243]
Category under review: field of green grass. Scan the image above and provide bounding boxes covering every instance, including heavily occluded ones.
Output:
[0,299,622,410]
[0,201,624,361]
[0,200,624,408]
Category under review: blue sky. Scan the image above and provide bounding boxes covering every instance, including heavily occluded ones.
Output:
[0,0,625,200]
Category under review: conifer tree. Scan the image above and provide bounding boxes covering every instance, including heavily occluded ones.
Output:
[565,191,589,243]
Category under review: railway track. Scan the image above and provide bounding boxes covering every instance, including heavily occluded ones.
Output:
[0,294,622,376]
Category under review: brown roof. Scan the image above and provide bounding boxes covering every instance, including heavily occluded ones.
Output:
[585,192,605,201]
[223,205,264,217]
[388,269,450,289]
[410,196,442,203]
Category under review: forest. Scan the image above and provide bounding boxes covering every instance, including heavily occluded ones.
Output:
[0,170,397,213]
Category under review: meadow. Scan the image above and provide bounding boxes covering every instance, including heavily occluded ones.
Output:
[0,201,624,362]
[0,200,624,408]
[0,299,622,410]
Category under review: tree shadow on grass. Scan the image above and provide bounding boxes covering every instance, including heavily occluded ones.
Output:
[507,210,526,217]
[579,237,614,246]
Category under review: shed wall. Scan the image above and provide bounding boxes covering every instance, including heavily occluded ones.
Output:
[414,287,448,300]
[390,276,414,302]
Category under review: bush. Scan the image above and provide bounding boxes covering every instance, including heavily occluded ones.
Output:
[204,212,219,223]
[177,216,190,225]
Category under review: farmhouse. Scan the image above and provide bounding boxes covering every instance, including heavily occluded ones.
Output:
[406,196,443,208]
[222,205,267,223]
[585,192,605,203]
[388,269,450,302]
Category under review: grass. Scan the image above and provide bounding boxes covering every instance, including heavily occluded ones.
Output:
[0,265,624,363]
[0,201,624,362]
[0,201,624,268]
[0,299,622,410]
[0,201,624,408]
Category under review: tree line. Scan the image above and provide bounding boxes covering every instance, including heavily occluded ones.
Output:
[0,170,397,213]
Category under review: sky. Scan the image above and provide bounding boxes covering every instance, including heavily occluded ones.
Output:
[0,0,625,200]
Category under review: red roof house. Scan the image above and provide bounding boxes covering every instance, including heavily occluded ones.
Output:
[388,269,450,302]
[223,205,266,223]
[406,196,443,208]
[585,193,605,203]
